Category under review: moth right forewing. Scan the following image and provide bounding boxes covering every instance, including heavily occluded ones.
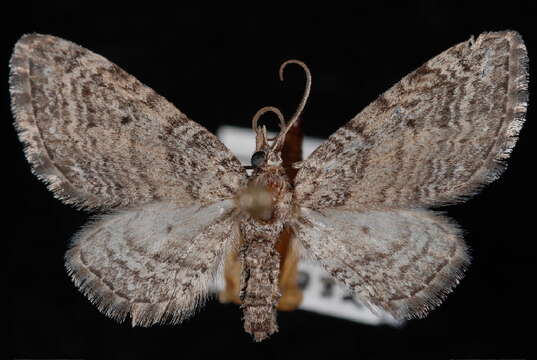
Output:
[10,34,246,210]
[294,31,528,211]
[65,200,236,326]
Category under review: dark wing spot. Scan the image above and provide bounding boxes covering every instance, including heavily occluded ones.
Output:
[82,85,92,97]
[121,116,132,125]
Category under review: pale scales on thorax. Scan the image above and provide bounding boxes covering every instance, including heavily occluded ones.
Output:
[9,32,528,342]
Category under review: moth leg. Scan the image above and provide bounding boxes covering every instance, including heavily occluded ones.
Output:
[219,248,242,305]
[276,227,303,311]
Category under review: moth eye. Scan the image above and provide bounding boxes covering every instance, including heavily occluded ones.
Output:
[251,151,266,168]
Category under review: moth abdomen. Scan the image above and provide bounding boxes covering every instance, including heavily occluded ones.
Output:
[239,236,281,342]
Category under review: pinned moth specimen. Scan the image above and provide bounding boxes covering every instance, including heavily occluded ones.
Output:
[10,32,528,341]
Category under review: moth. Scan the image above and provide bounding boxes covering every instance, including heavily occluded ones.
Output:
[10,31,528,341]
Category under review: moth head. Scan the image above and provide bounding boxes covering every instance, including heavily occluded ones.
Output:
[251,107,284,168]
[249,59,311,170]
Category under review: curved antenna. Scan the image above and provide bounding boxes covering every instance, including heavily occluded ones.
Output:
[251,106,286,141]
[250,60,312,151]
[271,60,311,150]
[278,60,311,134]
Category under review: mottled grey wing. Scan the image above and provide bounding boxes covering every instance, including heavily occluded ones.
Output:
[294,31,528,210]
[10,34,246,209]
[293,207,470,319]
[65,200,236,326]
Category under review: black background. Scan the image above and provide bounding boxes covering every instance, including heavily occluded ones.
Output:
[6,2,536,359]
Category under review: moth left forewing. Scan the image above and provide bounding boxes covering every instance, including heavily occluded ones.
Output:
[293,207,470,319]
[65,199,237,326]
[10,34,246,210]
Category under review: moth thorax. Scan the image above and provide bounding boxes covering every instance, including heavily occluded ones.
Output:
[238,183,273,221]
